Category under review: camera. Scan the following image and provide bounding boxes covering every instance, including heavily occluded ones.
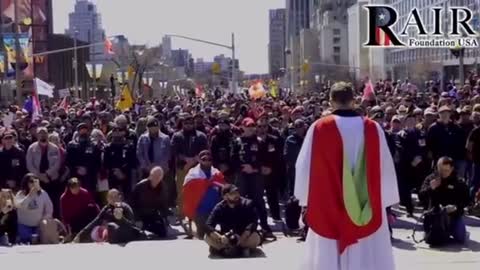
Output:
[225,230,239,246]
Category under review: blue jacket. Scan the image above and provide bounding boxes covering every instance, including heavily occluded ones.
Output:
[136,131,171,172]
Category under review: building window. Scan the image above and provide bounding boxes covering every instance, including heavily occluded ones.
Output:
[334,47,341,53]
[334,55,340,64]
[333,28,341,35]
[333,37,341,44]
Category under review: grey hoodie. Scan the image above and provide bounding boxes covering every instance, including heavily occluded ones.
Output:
[15,190,53,227]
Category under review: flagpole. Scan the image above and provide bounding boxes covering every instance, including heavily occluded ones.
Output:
[14,0,22,105]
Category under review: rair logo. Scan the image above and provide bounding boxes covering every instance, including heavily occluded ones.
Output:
[363,5,478,48]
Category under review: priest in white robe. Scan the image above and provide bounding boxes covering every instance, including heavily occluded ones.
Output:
[295,82,399,270]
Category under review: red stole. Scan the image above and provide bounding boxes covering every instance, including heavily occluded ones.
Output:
[305,115,382,254]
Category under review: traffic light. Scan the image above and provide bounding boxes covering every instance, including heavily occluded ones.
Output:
[450,47,465,58]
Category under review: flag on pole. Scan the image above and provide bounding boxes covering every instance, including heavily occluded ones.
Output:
[269,80,278,98]
[195,84,205,98]
[31,84,42,122]
[104,36,118,55]
[58,96,69,111]
[116,85,134,112]
[363,79,376,101]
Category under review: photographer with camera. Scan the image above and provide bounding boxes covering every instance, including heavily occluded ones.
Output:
[0,189,17,246]
[204,184,262,258]
[15,173,53,244]
[74,189,142,244]
[418,156,470,245]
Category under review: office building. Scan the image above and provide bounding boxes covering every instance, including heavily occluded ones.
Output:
[387,0,479,82]
[348,0,387,82]
[66,0,106,63]
[269,9,286,78]
[285,0,310,88]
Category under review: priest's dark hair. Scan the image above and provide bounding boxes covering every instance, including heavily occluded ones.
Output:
[329,82,354,105]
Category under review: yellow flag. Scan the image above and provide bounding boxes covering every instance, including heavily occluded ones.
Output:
[116,85,134,112]
[269,80,278,98]
[127,66,135,81]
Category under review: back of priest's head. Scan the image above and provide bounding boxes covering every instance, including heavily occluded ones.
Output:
[330,82,354,108]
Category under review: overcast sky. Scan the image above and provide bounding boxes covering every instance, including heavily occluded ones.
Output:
[52,0,285,74]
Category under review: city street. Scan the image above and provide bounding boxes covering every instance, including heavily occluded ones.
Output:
[1,214,480,270]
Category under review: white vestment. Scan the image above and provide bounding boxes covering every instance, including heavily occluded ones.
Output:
[295,115,399,270]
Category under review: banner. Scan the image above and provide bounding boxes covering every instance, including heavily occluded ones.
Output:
[3,33,15,75]
[34,77,54,97]
[3,33,31,77]
[0,53,5,73]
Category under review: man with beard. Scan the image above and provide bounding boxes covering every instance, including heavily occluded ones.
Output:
[210,119,234,180]
[396,114,422,216]
[232,118,274,239]
[0,131,27,189]
[104,125,136,197]
[205,184,262,258]
[427,106,467,177]
[257,117,282,221]
[66,123,103,194]
[171,115,208,221]
[26,127,62,216]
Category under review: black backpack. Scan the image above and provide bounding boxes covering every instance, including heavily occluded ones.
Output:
[285,197,302,230]
[413,206,451,247]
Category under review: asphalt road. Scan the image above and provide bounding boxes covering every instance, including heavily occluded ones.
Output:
[1,214,480,270]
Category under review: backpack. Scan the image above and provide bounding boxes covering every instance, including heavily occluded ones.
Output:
[414,206,451,247]
[39,218,68,244]
[285,197,302,230]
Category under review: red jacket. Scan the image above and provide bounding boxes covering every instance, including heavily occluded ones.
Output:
[60,188,99,227]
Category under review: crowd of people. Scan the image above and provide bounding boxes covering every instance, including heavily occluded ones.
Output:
[0,76,479,255]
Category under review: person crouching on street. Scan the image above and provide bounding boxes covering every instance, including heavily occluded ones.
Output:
[130,166,169,239]
[205,184,262,258]
[73,189,141,244]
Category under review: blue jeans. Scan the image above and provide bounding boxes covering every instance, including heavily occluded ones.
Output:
[17,224,39,244]
[450,216,467,244]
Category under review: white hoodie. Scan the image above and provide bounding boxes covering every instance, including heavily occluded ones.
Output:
[15,190,53,227]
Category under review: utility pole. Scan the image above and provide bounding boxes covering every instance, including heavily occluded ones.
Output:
[459,48,465,88]
[91,16,97,98]
[14,0,22,105]
[73,30,79,99]
[231,32,237,94]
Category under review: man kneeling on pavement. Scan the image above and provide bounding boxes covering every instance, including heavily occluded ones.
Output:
[205,184,262,257]
[419,156,470,245]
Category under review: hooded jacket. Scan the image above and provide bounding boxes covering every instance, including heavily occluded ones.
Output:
[60,187,98,227]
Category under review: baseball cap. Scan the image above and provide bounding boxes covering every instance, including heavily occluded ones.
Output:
[424,107,437,116]
[37,127,48,134]
[242,117,256,127]
[76,123,88,131]
[438,105,452,113]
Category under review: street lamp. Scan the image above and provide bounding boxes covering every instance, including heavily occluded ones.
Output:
[73,30,79,98]
[86,63,103,98]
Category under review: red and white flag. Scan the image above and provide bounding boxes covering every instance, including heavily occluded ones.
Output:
[58,96,69,111]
